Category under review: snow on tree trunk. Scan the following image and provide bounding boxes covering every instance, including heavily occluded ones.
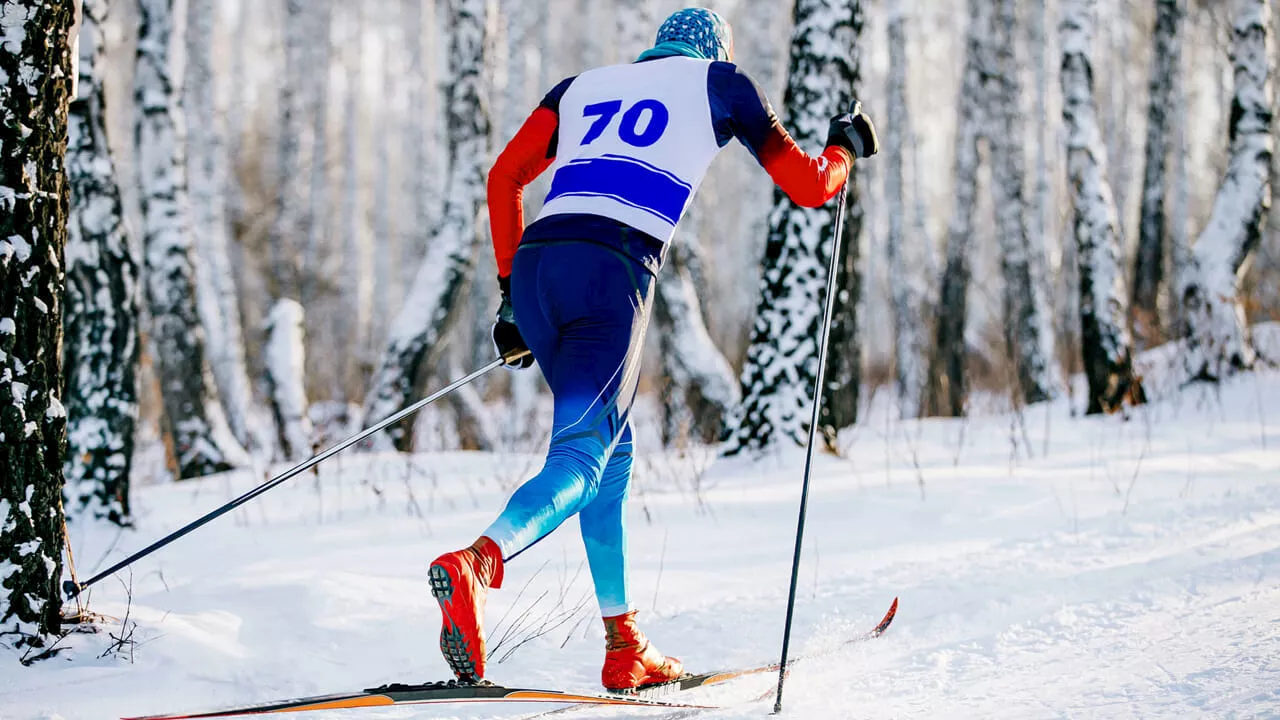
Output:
[816,0,866,452]
[725,0,863,456]
[990,0,1061,405]
[0,0,75,647]
[926,0,989,418]
[1061,0,1145,415]
[264,299,313,461]
[1131,0,1185,346]
[135,0,247,479]
[885,1,924,420]
[655,239,741,447]
[65,0,138,525]
[186,0,257,453]
[1181,0,1273,381]
[361,0,492,451]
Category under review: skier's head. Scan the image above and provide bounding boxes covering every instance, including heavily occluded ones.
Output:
[652,8,733,62]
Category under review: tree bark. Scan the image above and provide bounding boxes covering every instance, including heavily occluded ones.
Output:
[361,0,492,451]
[926,0,989,418]
[1131,0,1185,346]
[1181,0,1273,380]
[1061,0,1145,414]
[337,1,369,399]
[990,0,1061,405]
[136,0,247,479]
[0,0,75,648]
[725,0,863,456]
[65,0,138,525]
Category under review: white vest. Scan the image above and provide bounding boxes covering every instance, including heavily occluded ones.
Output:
[535,57,724,244]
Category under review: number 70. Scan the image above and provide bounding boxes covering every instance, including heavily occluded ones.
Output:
[580,99,670,148]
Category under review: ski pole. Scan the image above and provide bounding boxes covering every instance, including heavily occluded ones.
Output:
[63,350,529,599]
[772,114,857,714]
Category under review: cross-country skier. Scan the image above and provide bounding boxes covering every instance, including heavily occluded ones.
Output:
[429,8,878,691]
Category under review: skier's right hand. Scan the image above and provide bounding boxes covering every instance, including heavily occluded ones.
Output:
[493,276,534,369]
[826,102,879,159]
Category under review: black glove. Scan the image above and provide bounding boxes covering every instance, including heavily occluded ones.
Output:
[493,276,534,369]
[826,101,879,159]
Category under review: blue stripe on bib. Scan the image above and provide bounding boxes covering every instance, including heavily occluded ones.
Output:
[545,154,693,226]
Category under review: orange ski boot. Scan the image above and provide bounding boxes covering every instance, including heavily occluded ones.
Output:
[428,537,504,682]
[601,611,684,692]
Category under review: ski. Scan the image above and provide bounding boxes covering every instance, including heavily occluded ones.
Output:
[520,596,898,719]
[122,680,713,720]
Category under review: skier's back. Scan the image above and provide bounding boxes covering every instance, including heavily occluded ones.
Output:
[429,7,878,691]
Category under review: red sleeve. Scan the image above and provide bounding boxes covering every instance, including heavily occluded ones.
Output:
[757,128,853,208]
[487,106,558,278]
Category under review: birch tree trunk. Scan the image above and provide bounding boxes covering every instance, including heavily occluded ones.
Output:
[725,0,863,456]
[817,0,866,451]
[338,1,369,398]
[885,1,924,419]
[926,0,989,418]
[1166,49,1192,336]
[65,0,138,525]
[361,0,492,451]
[990,0,1061,405]
[301,0,333,308]
[264,299,313,461]
[136,0,247,479]
[1131,0,1185,346]
[655,240,741,446]
[187,0,257,452]
[271,0,308,300]
[1181,0,1273,380]
[1061,0,1145,414]
[0,0,75,647]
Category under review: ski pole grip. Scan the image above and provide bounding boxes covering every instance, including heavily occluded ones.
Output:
[501,348,531,365]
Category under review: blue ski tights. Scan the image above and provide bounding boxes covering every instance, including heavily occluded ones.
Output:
[482,239,654,617]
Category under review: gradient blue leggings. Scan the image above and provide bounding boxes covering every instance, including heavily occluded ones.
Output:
[482,240,654,617]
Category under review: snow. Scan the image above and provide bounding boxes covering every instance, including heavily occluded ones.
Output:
[9,330,1278,718]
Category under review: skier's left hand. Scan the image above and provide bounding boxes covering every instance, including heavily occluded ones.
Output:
[827,102,880,159]
[493,276,534,369]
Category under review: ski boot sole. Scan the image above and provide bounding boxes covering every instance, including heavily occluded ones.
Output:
[429,563,481,683]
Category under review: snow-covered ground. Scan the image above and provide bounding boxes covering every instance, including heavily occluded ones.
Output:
[6,334,1280,720]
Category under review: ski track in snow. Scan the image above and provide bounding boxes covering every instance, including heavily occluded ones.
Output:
[6,341,1280,719]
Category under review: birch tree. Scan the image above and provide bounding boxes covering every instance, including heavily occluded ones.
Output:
[264,300,313,461]
[271,0,309,300]
[362,0,492,450]
[926,0,989,418]
[990,0,1061,405]
[136,0,247,479]
[726,0,863,455]
[655,240,740,446]
[338,1,369,397]
[301,0,333,308]
[1131,0,1185,345]
[1181,0,1273,380]
[885,0,924,419]
[1061,0,1145,414]
[187,0,257,452]
[0,0,75,648]
[65,0,138,524]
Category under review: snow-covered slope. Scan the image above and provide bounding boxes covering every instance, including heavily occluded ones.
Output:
[7,340,1280,719]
